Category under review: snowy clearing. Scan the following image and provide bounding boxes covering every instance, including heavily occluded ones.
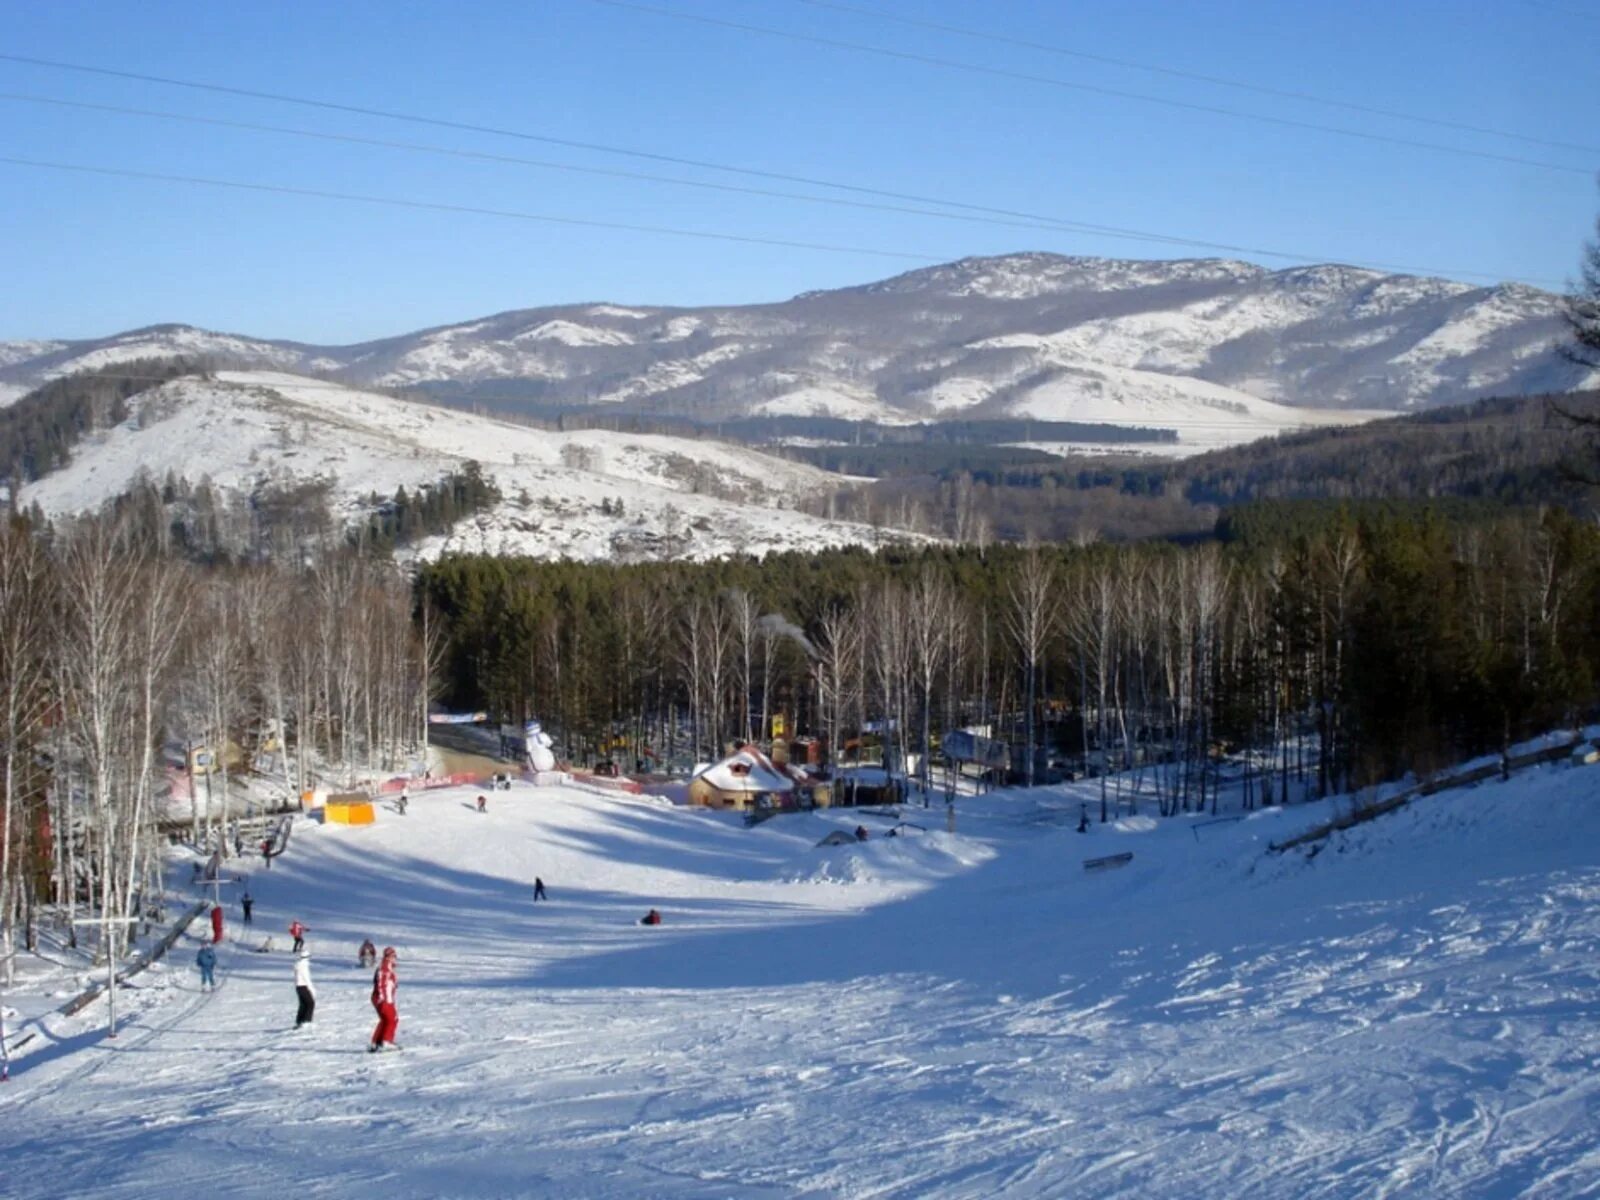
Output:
[3,759,1597,1198]
[16,371,919,563]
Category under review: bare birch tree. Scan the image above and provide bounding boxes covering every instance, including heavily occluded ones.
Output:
[1005,547,1059,789]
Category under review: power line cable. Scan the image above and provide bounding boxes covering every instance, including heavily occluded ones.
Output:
[0,92,1244,246]
[0,52,1316,255]
[787,0,1600,156]
[586,0,1595,177]
[2,90,1561,285]
[0,154,940,262]
[0,88,1558,286]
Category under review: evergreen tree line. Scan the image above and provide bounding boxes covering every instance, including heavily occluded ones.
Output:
[355,462,501,553]
[809,392,1600,545]
[86,461,498,567]
[0,514,431,987]
[418,505,1600,814]
[0,357,222,488]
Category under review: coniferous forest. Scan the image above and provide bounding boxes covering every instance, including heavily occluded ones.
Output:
[418,501,1600,813]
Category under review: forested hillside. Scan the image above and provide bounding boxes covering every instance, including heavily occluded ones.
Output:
[814,391,1600,543]
[418,503,1600,809]
[0,357,217,489]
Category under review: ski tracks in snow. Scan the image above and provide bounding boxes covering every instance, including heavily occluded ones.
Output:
[2,776,1598,1197]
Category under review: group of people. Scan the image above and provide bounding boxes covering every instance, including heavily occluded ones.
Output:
[195,920,401,1051]
[283,937,400,1049]
[186,803,679,1057]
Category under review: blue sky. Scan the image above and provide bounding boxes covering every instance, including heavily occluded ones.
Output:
[3,0,1596,343]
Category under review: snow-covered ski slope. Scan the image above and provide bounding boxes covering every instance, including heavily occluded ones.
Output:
[3,767,1597,1198]
[18,371,914,562]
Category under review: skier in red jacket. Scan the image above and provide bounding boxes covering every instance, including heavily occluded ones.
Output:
[369,946,399,1052]
[289,920,308,953]
[210,904,224,944]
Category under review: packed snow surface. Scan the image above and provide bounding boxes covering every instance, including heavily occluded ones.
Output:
[3,761,1598,1197]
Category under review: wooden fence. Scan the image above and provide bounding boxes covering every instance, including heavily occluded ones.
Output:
[1269,735,1589,854]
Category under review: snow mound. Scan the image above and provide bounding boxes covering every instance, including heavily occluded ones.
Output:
[782,825,994,884]
[1112,815,1158,834]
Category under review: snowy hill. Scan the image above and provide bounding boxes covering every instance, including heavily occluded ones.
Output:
[2,255,1589,447]
[2,755,1597,1196]
[17,371,910,562]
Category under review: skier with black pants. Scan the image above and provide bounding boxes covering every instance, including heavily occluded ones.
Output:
[294,950,316,1027]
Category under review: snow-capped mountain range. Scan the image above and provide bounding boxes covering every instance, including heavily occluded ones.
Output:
[2,254,1587,434]
[17,371,913,563]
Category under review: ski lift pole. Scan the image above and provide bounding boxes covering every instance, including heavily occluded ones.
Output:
[71,914,140,1039]
[199,875,241,947]
[202,875,241,909]
[0,948,14,1081]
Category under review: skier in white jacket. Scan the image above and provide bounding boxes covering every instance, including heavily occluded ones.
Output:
[294,950,316,1028]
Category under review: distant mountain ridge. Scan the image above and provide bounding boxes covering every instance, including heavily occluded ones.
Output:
[2,254,1588,438]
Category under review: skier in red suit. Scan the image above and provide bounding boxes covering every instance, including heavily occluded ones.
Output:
[369,946,399,1052]
[210,904,224,944]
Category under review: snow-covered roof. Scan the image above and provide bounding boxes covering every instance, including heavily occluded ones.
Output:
[692,747,796,794]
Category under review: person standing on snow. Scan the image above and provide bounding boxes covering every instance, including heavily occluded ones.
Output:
[533,877,547,901]
[210,904,225,944]
[294,950,316,1027]
[369,946,399,1052]
[196,943,217,991]
[289,919,308,953]
[476,794,487,814]
[358,938,376,969]
[240,890,254,925]
[397,789,408,816]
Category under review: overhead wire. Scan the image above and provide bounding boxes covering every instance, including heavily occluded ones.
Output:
[787,0,1600,157]
[0,91,1268,247]
[0,87,1560,286]
[0,154,940,262]
[585,0,1596,177]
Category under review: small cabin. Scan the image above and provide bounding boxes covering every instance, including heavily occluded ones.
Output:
[688,747,798,812]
